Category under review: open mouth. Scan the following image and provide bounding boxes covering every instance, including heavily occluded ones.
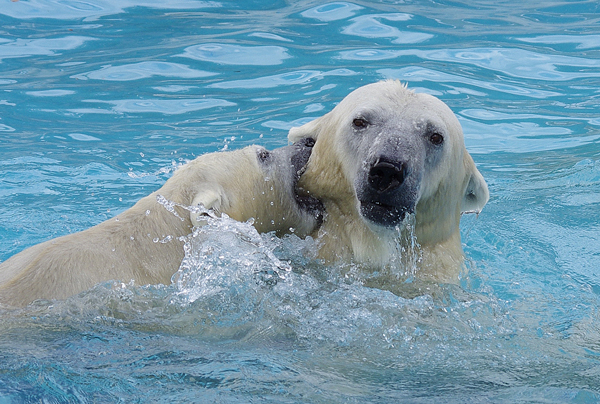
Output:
[359,200,410,227]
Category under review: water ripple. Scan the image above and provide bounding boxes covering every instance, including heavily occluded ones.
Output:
[152,85,196,93]
[426,47,600,81]
[461,109,600,127]
[378,67,560,99]
[261,117,316,130]
[0,0,221,20]
[0,124,15,132]
[72,98,235,114]
[0,37,94,61]
[342,14,433,44]
[459,118,600,154]
[69,133,101,141]
[209,69,356,89]
[517,34,600,50]
[25,90,76,97]
[301,2,363,22]
[179,43,291,66]
[339,48,400,61]
[72,61,216,81]
[248,32,293,43]
[343,47,600,81]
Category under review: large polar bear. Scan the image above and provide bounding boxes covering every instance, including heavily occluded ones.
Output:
[0,139,322,307]
[289,80,489,283]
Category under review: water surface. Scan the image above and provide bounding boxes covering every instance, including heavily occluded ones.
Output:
[1,1,600,402]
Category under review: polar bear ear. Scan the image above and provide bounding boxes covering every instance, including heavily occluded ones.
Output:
[190,189,223,227]
[288,115,327,143]
[461,169,489,214]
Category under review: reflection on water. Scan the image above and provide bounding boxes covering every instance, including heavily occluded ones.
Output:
[342,14,434,44]
[73,61,216,81]
[179,43,292,65]
[77,98,236,114]
[0,36,94,60]
[301,2,363,22]
[1,0,221,20]
[208,68,357,89]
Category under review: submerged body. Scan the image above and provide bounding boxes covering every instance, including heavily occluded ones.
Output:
[0,141,321,307]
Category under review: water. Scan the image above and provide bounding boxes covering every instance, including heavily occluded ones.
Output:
[1,0,600,402]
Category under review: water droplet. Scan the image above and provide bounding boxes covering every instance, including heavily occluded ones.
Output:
[160,235,173,243]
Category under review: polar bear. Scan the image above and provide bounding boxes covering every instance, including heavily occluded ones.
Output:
[288,80,489,283]
[0,139,322,307]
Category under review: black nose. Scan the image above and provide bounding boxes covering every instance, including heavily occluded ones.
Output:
[368,159,408,193]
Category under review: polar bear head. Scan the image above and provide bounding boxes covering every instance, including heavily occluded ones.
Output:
[253,138,324,234]
[289,80,488,248]
[188,138,323,238]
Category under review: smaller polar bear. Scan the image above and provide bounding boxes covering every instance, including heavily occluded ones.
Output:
[289,80,489,283]
[0,139,322,307]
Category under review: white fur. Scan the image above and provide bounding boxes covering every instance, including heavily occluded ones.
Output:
[288,80,489,282]
[0,145,318,306]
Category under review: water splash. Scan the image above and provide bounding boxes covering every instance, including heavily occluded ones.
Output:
[172,214,292,305]
[393,214,423,278]
[155,194,188,221]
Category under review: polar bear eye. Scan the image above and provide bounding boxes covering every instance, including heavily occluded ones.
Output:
[352,117,369,129]
[429,132,444,145]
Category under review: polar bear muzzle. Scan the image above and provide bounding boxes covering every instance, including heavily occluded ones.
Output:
[357,154,419,227]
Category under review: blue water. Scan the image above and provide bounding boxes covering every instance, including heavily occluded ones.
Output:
[1,0,600,402]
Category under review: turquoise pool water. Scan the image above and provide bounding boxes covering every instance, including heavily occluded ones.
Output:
[1,0,600,402]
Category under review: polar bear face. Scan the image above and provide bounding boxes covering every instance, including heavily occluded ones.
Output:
[337,86,463,227]
[289,80,488,250]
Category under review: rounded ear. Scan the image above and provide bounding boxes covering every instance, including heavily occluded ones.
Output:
[461,167,489,214]
[288,115,327,143]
